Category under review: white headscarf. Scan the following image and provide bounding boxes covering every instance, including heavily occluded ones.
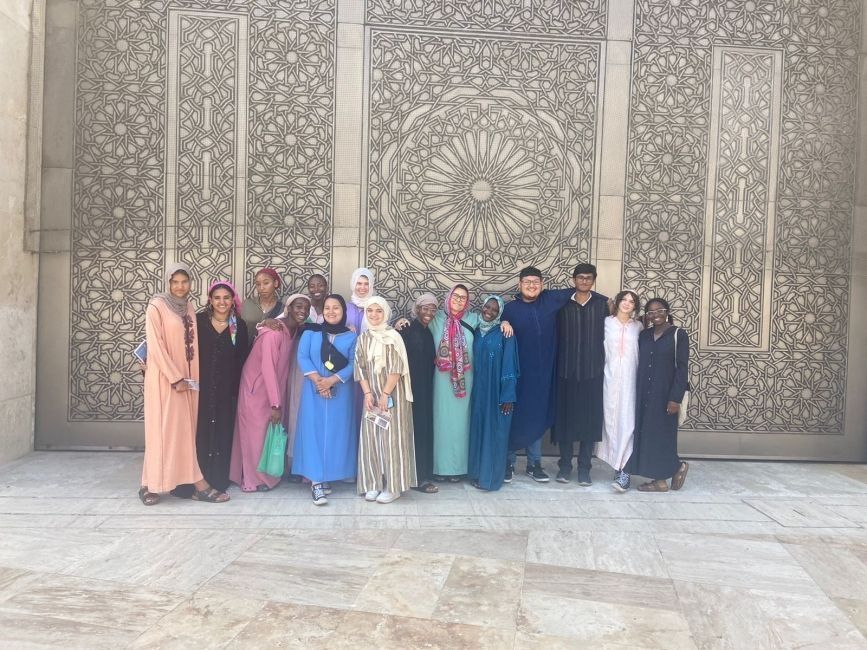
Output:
[413,292,438,317]
[280,293,311,322]
[361,296,413,402]
[350,267,375,308]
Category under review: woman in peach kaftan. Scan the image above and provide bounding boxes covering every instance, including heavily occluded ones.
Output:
[140,263,229,505]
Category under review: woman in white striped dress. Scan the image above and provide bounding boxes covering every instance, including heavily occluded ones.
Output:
[354,296,417,503]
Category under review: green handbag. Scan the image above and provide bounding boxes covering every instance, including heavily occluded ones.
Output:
[257,422,287,478]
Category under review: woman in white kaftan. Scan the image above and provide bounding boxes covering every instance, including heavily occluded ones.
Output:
[596,291,642,492]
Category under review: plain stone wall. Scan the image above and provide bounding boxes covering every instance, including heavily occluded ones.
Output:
[0,0,38,464]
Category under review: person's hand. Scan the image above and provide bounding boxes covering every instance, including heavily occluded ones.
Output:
[260,318,282,331]
[377,393,390,412]
[395,318,410,330]
[173,380,189,392]
[316,374,339,391]
[666,401,680,416]
[270,406,282,424]
[364,392,376,412]
[500,320,513,338]
[310,373,327,390]
[500,402,513,415]
[138,361,147,375]
[318,387,333,399]
[348,324,357,333]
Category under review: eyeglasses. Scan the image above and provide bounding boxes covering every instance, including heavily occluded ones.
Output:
[645,308,669,316]
[451,294,469,302]
[574,275,595,282]
[520,279,542,286]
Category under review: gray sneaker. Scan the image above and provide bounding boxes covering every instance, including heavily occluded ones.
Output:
[611,471,630,493]
[577,470,592,486]
[555,468,570,483]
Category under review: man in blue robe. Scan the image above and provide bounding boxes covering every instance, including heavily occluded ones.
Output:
[502,266,573,482]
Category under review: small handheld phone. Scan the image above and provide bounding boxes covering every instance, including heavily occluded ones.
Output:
[364,410,391,430]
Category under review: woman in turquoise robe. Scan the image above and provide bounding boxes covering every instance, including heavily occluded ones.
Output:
[430,286,513,480]
[292,294,358,505]
[431,284,480,479]
[468,296,519,491]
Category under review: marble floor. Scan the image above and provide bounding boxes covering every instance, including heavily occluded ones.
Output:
[1,453,867,648]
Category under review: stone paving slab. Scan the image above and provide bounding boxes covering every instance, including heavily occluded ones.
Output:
[0,452,866,648]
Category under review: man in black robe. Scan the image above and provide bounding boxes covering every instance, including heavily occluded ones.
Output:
[399,293,439,494]
[552,263,608,486]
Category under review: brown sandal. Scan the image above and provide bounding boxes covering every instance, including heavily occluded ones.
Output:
[671,462,689,491]
[637,479,669,492]
[192,488,230,503]
[412,482,439,494]
[138,487,160,506]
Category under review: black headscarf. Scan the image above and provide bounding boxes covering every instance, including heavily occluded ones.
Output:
[310,294,351,372]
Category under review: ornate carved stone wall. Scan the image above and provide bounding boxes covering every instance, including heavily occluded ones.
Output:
[69,0,335,420]
[623,0,860,434]
[36,0,866,456]
[366,31,601,311]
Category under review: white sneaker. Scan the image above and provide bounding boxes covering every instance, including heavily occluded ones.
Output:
[312,483,328,506]
[365,490,380,502]
[322,482,333,495]
[376,490,399,504]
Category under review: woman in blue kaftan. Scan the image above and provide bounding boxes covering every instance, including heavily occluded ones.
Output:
[468,295,519,491]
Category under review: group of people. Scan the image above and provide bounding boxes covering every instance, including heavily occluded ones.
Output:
[138,261,690,507]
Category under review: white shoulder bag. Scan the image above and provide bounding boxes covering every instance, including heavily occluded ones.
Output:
[673,327,690,427]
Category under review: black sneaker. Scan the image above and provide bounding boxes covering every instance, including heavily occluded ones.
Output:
[527,464,550,483]
[577,470,592,486]
[504,465,514,483]
[555,468,570,483]
[311,483,328,505]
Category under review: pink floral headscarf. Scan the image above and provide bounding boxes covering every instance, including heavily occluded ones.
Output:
[435,285,471,398]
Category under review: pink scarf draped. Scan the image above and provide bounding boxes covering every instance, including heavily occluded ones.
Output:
[436,286,471,398]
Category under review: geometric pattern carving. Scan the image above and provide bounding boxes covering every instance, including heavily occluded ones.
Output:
[625,0,860,433]
[70,1,336,420]
[700,48,782,351]
[628,123,708,196]
[366,0,607,37]
[633,0,713,47]
[625,199,704,268]
[782,50,858,136]
[774,198,852,276]
[629,46,711,126]
[166,11,247,293]
[788,0,862,51]
[61,0,863,437]
[245,5,335,283]
[71,4,168,422]
[367,31,600,315]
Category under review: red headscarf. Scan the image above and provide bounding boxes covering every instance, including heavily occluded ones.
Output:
[256,267,281,290]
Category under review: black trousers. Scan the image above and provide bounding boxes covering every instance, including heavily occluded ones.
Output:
[558,441,593,472]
